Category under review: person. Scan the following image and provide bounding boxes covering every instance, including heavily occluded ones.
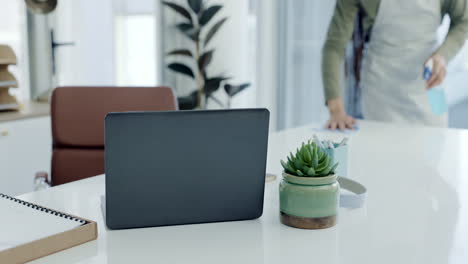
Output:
[322,0,468,130]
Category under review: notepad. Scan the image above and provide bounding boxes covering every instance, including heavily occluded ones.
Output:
[0,193,97,263]
[0,194,85,251]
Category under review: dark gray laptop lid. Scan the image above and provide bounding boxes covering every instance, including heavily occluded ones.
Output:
[105,109,270,229]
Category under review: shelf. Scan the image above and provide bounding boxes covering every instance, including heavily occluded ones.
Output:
[0,100,50,123]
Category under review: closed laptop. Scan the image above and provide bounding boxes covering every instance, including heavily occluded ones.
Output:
[104,109,270,229]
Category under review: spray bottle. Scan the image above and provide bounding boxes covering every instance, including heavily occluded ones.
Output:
[424,58,448,115]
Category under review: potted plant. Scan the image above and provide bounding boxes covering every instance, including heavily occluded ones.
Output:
[162,0,251,110]
[279,140,339,229]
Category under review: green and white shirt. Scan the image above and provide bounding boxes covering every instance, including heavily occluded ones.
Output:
[322,0,468,102]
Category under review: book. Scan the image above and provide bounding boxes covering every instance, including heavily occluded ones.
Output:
[0,193,98,263]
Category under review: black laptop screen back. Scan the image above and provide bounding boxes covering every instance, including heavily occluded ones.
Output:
[105,109,270,229]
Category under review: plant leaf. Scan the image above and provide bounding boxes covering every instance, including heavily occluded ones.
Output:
[198,50,214,71]
[307,167,316,177]
[304,147,311,163]
[204,17,228,46]
[224,83,251,97]
[313,147,319,168]
[187,28,200,41]
[321,166,332,176]
[204,76,229,96]
[309,145,315,164]
[168,63,195,79]
[330,162,339,174]
[187,0,203,14]
[294,158,303,171]
[281,160,288,170]
[162,1,193,23]
[199,5,222,25]
[176,23,194,32]
[167,49,193,57]
[316,156,330,173]
[177,91,198,110]
[318,153,328,167]
[286,165,295,174]
[288,154,296,171]
[176,23,199,41]
[318,149,324,160]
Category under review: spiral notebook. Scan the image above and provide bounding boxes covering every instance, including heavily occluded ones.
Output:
[0,193,97,263]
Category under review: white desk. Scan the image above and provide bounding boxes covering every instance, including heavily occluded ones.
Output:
[18,120,468,264]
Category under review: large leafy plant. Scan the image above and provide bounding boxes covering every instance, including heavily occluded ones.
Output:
[281,140,338,177]
[163,0,250,109]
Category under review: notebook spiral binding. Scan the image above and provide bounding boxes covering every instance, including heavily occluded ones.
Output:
[0,193,87,224]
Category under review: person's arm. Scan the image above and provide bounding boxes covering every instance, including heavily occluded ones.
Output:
[322,0,359,130]
[427,0,468,89]
[437,0,468,61]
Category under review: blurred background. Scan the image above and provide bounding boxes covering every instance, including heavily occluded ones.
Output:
[1,0,467,195]
[2,0,468,129]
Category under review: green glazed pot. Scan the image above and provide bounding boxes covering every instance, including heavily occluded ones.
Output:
[279,172,339,229]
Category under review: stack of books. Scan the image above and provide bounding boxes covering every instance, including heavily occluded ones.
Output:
[0,45,19,111]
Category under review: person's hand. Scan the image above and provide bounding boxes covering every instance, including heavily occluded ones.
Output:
[426,53,447,89]
[326,98,356,131]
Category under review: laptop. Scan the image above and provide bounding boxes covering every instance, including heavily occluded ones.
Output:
[104,109,270,229]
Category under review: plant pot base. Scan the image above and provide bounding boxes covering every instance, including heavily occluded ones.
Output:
[280,212,336,229]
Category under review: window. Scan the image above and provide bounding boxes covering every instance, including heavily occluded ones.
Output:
[277,0,336,129]
[115,15,158,86]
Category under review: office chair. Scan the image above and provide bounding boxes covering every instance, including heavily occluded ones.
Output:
[35,86,178,187]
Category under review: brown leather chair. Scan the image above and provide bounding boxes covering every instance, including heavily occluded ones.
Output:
[43,86,178,186]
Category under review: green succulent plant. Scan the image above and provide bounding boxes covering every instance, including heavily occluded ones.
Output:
[281,140,338,177]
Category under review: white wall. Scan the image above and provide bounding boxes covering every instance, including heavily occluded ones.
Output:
[203,0,279,127]
[53,0,115,86]
[207,0,255,109]
[256,0,278,130]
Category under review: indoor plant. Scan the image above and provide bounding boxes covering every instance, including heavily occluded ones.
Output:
[279,140,339,229]
[162,0,250,109]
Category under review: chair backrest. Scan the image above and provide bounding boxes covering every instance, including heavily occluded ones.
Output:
[51,86,178,185]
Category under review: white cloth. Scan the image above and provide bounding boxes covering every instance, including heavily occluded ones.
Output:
[361,0,448,127]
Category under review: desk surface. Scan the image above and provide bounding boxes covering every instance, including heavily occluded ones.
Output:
[18,120,468,264]
[0,100,49,123]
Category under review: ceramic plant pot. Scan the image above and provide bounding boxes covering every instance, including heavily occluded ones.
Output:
[279,172,339,229]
